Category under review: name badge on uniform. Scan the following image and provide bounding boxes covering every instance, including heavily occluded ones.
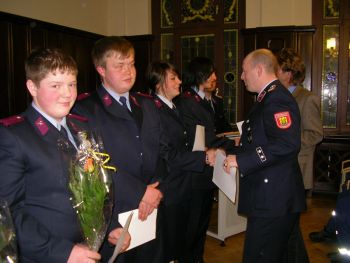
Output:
[274,111,292,129]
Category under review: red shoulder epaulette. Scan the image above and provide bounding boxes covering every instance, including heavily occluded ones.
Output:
[136,92,153,99]
[0,115,24,127]
[183,91,192,98]
[183,91,201,103]
[68,113,88,122]
[77,92,91,101]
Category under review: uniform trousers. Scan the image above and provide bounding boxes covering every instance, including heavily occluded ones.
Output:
[181,188,214,263]
[243,213,299,263]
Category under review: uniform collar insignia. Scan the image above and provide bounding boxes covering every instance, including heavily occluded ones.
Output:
[130,95,141,107]
[35,116,49,135]
[154,99,162,108]
[268,85,276,92]
[257,90,266,102]
[103,93,113,106]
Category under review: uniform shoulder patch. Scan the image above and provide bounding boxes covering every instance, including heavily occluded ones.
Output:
[274,111,292,129]
[0,115,24,127]
[77,92,91,101]
[68,113,88,122]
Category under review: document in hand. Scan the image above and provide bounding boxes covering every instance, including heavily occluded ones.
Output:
[192,125,205,151]
[212,150,237,203]
[118,208,157,250]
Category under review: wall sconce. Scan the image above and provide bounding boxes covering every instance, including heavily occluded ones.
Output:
[326,38,336,50]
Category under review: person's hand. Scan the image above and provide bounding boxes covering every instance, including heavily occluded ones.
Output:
[205,148,217,166]
[234,137,241,146]
[223,155,238,173]
[108,227,131,253]
[138,182,163,221]
[67,244,101,263]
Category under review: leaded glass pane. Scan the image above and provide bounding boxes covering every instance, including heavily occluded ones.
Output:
[347,37,350,125]
[181,0,216,24]
[181,34,215,71]
[161,0,174,28]
[224,0,238,23]
[324,0,339,19]
[161,33,174,63]
[223,30,238,124]
[322,25,339,128]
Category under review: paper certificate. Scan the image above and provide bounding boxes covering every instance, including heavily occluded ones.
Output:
[212,150,237,203]
[118,208,157,251]
[192,125,205,151]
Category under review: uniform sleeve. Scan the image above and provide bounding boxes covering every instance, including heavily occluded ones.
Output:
[300,93,323,148]
[0,126,74,263]
[237,93,301,175]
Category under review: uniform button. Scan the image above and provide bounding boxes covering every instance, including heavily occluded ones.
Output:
[184,131,187,135]
[185,143,188,146]
[240,174,244,178]
[264,178,268,183]
[239,143,242,146]
[136,135,140,139]
[140,152,143,156]
[246,119,250,123]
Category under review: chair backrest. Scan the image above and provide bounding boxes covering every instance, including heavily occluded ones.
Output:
[340,160,350,192]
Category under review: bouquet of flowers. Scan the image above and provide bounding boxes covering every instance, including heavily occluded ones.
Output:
[0,200,17,263]
[69,131,115,251]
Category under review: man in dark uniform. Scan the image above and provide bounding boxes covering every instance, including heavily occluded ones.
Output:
[73,37,215,263]
[177,57,235,263]
[0,48,127,263]
[224,49,306,263]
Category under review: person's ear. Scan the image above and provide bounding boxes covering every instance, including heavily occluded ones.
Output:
[96,66,106,78]
[26,79,38,97]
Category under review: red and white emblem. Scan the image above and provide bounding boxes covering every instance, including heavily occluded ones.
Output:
[274,111,292,129]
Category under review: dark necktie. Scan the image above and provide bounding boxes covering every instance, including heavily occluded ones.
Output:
[119,96,131,112]
[172,105,179,117]
[60,125,69,139]
[205,98,215,113]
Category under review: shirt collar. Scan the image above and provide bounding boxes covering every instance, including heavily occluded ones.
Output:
[156,94,174,109]
[257,79,278,97]
[31,102,67,130]
[103,85,130,105]
[192,86,205,99]
[288,85,297,93]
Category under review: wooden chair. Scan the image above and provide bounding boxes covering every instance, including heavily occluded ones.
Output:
[340,159,350,192]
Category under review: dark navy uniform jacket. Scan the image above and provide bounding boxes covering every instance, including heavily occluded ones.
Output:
[153,96,206,205]
[236,80,306,218]
[175,88,235,189]
[0,105,88,263]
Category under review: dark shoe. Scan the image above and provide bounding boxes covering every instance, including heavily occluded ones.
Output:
[327,252,342,263]
[309,230,336,243]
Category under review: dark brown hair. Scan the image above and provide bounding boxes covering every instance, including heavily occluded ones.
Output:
[25,48,77,85]
[92,36,135,68]
[277,48,306,85]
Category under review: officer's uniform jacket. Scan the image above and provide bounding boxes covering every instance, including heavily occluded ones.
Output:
[211,95,233,134]
[0,105,88,263]
[236,80,306,217]
[153,96,206,205]
[176,88,234,189]
[292,85,323,189]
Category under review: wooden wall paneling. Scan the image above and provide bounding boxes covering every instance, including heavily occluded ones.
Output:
[11,22,31,115]
[0,20,13,117]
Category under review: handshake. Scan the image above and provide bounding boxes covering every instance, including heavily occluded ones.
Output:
[205,148,238,173]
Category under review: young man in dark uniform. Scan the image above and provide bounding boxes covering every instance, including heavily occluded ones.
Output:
[73,37,216,263]
[224,49,306,263]
[0,48,127,263]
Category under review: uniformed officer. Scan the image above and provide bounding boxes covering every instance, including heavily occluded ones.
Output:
[145,61,216,262]
[224,49,306,263]
[0,48,129,263]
